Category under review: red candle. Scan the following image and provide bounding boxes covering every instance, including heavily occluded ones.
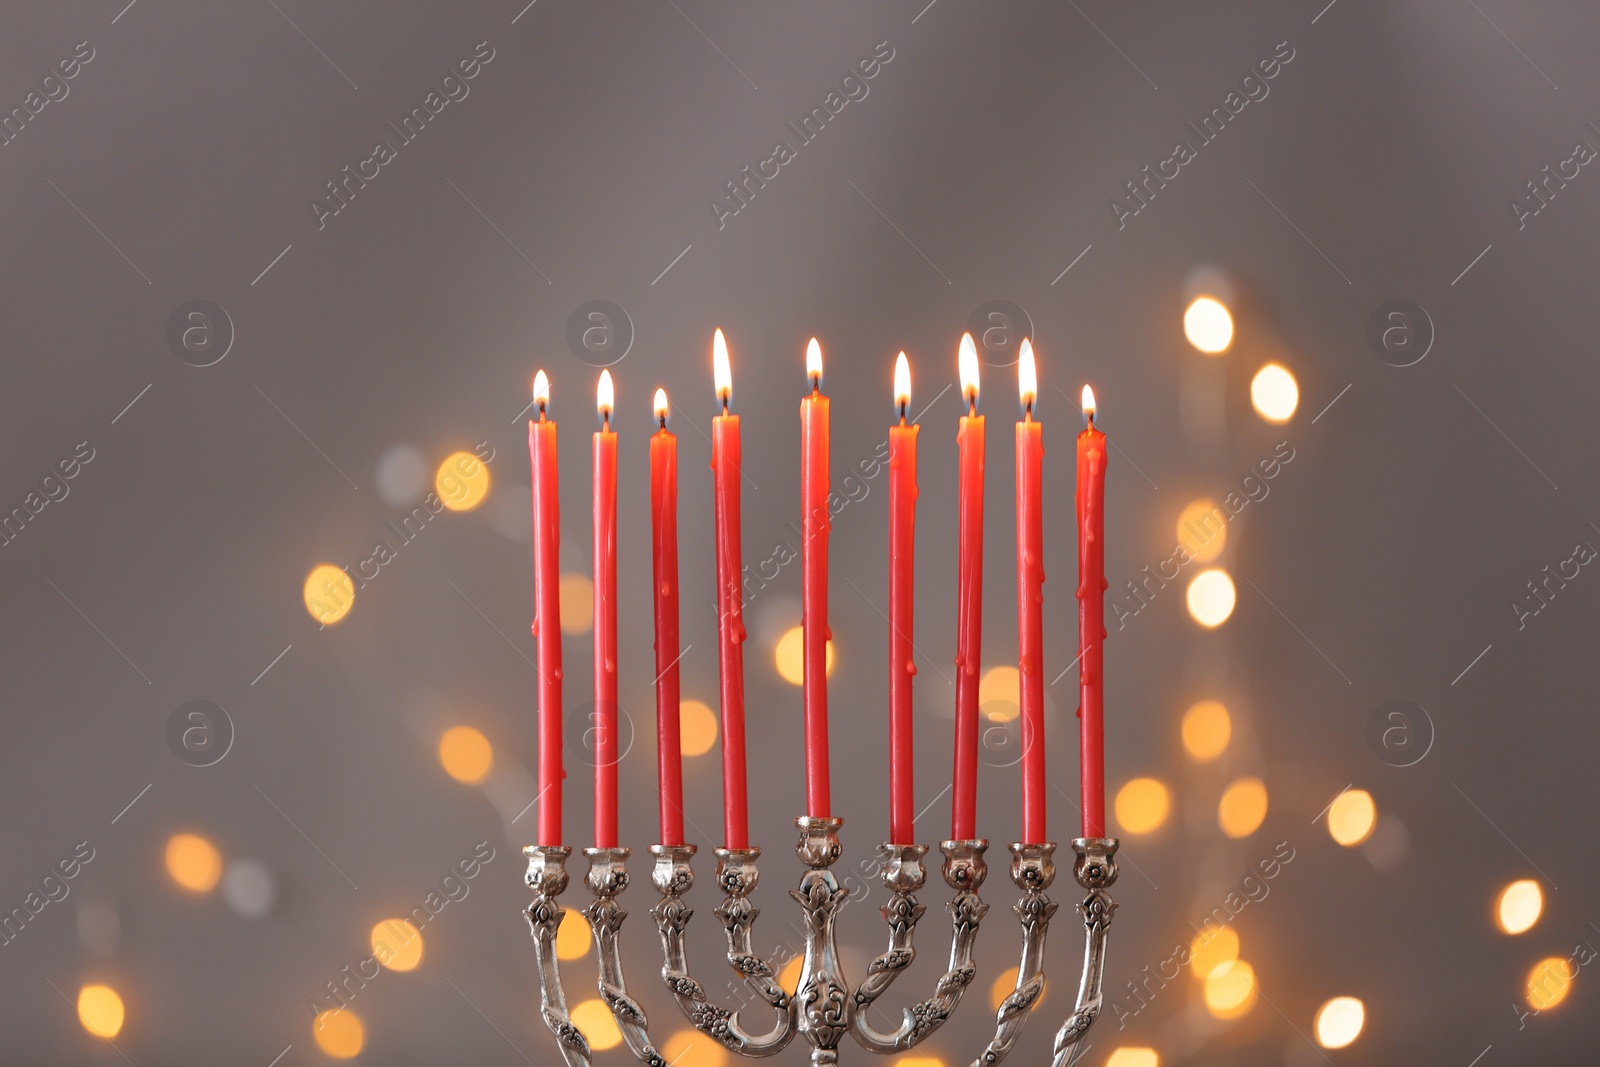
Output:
[952,333,984,842]
[1076,385,1108,838]
[592,370,618,849]
[651,388,685,847]
[529,370,565,847]
[711,330,750,850]
[888,352,918,845]
[800,338,832,820]
[1015,340,1046,844]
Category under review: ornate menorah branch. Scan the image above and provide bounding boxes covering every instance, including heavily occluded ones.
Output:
[848,838,988,1053]
[525,824,1119,1066]
[651,843,796,1055]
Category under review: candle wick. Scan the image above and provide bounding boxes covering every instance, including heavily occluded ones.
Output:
[899,401,908,424]
[811,375,821,395]
[721,395,730,415]
[659,413,667,430]
[537,401,547,420]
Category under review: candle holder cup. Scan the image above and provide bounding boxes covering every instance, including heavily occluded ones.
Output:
[524,823,1120,1066]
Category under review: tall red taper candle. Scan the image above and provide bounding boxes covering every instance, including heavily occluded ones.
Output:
[1076,385,1108,838]
[529,370,565,847]
[650,389,686,847]
[592,370,619,849]
[1015,340,1047,844]
[888,352,919,845]
[711,330,750,849]
[800,338,832,819]
[952,333,985,842]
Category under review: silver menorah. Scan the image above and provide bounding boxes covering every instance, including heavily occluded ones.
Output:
[523,816,1119,1067]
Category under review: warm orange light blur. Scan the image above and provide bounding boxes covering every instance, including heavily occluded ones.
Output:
[166,833,223,892]
[654,387,670,424]
[1527,956,1575,1010]
[313,1008,365,1058]
[894,352,911,412]
[1018,339,1037,413]
[1497,879,1543,935]
[806,337,823,384]
[596,369,614,422]
[77,984,125,1038]
[1203,960,1257,1019]
[713,329,732,403]
[533,369,550,409]
[1082,384,1096,421]
[959,332,980,407]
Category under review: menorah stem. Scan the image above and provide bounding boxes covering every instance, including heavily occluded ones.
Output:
[1049,838,1120,1067]
[525,845,593,1067]
[792,817,850,1067]
[968,843,1058,1067]
[583,848,668,1067]
[848,839,989,1053]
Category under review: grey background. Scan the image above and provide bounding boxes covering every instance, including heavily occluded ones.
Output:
[2,0,1597,1064]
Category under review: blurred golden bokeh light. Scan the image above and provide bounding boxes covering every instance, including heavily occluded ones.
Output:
[303,564,354,625]
[1314,996,1365,1049]
[572,997,624,1050]
[556,911,591,961]
[165,833,222,893]
[680,699,719,757]
[77,984,125,1039]
[371,918,423,971]
[312,1008,365,1058]
[1175,499,1226,564]
[1250,363,1299,423]
[1184,296,1234,354]
[1181,700,1232,762]
[1189,926,1240,980]
[893,1058,946,1067]
[435,451,490,511]
[438,725,493,784]
[1327,789,1377,847]
[1527,956,1574,1010]
[1115,778,1170,834]
[775,626,833,686]
[559,572,595,634]
[1497,879,1543,935]
[1106,1049,1159,1067]
[1203,960,1257,1019]
[780,954,804,995]
[1218,777,1269,838]
[1186,569,1236,628]
[980,665,1021,722]
[662,1029,731,1067]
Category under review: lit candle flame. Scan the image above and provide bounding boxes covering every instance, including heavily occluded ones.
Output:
[894,351,911,419]
[596,369,614,425]
[806,337,823,389]
[1018,338,1037,416]
[713,328,732,408]
[533,369,550,415]
[959,332,980,410]
[1082,384,1096,424]
[654,387,669,427]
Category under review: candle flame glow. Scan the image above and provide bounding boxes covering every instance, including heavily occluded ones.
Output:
[1082,384,1096,422]
[1018,338,1037,413]
[533,369,550,410]
[713,328,732,405]
[806,337,823,385]
[596,369,614,422]
[653,387,669,425]
[894,351,911,414]
[959,332,980,408]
